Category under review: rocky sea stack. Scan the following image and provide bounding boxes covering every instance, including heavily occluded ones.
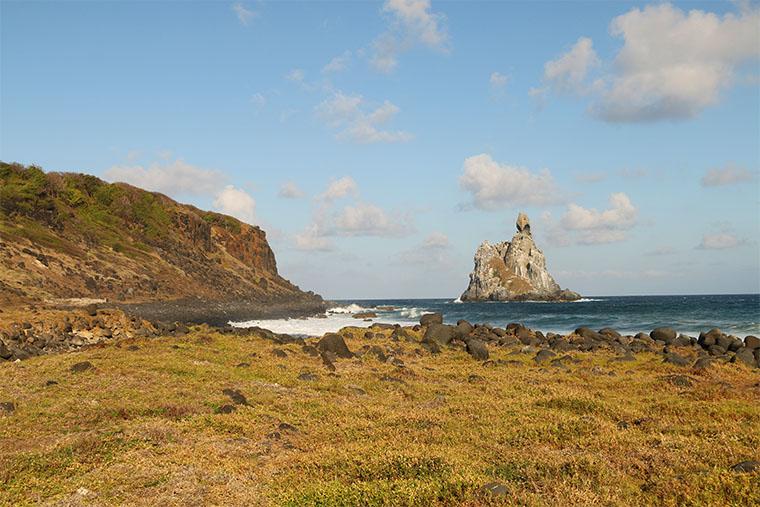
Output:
[461,212,580,302]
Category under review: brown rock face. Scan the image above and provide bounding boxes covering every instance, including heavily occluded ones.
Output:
[0,162,322,307]
[461,213,580,302]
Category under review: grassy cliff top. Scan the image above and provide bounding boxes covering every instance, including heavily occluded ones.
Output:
[1,324,758,505]
[0,162,319,306]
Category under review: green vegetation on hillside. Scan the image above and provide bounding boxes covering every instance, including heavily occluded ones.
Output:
[1,162,178,247]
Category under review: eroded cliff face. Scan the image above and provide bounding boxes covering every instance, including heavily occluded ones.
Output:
[0,162,322,307]
[461,213,580,302]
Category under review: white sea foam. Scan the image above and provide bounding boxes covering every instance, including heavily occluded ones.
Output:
[230,312,416,337]
[451,297,463,304]
[399,307,423,319]
[327,303,368,314]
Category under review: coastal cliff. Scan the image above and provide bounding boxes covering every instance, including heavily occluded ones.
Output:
[0,162,323,316]
[461,212,580,302]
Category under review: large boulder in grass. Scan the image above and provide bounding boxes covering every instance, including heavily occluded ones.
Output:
[650,327,677,344]
[663,353,690,367]
[455,320,474,338]
[744,335,760,350]
[698,328,723,348]
[575,327,603,342]
[465,339,489,361]
[732,348,758,368]
[422,324,456,347]
[316,333,353,359]
[420,313,443,326]
[672,334,692,347]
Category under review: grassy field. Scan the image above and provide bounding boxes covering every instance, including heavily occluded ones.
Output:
[1,326,758,506]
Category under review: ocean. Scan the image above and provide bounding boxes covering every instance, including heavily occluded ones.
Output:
[232,294,760,338]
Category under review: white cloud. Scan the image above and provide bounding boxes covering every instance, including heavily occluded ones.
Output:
[396,232,452,267]
[294,224,334,252]
[106,157,260,225]
[538,4,760,122]
[574,171,607,183]
[696,233,744,250]
[104,159,223,196]
[701,165,756,187]
[560,192,638,244]
[279,108,299,123]
[459,154,559,211]
[316,92,412,144]
[213,185,256,224]
[250,92,267,111]
[370,0,448,73]
[295,177,414,250]
[422,231,449,248]
[322,51,352,73]
[490,71,509,88]
[645,246,676,256]
[543,37,599,94]
[232,2,257,26]
[332,203,413,237]
[285,68,305,83]
[278,181,305,199]
[319,176,358,202]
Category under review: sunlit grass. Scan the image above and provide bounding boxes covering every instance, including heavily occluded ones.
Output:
[1,326,758,506]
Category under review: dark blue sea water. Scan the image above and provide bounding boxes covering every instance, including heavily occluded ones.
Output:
[234,294,760,338]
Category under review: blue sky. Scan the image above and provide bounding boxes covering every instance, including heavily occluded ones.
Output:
[2,0,759,298]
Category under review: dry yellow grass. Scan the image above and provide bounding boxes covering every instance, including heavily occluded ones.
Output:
[1,325,759,506]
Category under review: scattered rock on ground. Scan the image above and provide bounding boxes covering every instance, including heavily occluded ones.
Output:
[466,339,489,360]
[534,349,557,364]
[481,482,508,496]
[663,353,690,367]
[730,460,760,473]
[317,333,353,359]
[651,327,677,343]
[70,361,94,373]
[422,324,456,347]
[420,313,443,326]
[222,388,249,406]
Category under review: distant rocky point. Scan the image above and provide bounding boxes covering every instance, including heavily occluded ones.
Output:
[461,212,580,302]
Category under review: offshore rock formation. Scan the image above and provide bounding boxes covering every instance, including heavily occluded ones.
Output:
[461,213,580,302]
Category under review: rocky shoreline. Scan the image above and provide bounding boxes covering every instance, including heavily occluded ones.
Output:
[113,297,327,327]
[2,304,758,370]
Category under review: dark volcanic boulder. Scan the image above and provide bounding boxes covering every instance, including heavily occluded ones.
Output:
[731,348,758,368]
[316,333,353,359]
[663,353,690,367]
[650,327,677,344]
[731,460,760,473]
[0,341,11,360]
[698,328,723,348]
[745,335,760,350]
[420,313,443,326]
[599,328,621,340]
[455,320,474,338]
[422,324,456,347]
[70,361,94,373]
[534,349,557,364]
[672,334,692,347]
[465,339,489,361]
[575,327,603,341]
[692,357,715,371]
